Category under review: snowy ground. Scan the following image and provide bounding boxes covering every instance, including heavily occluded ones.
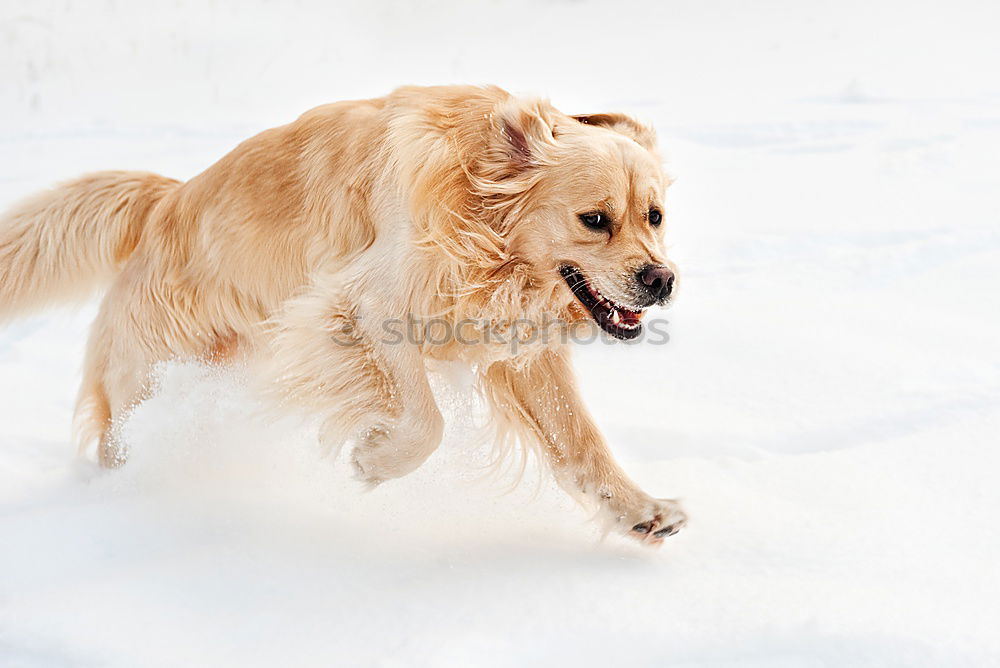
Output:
[2,1,1000,666]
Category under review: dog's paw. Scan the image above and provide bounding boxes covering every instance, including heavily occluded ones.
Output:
[349,425,390,488]
[350,449,383,488]
[621,498,687,546]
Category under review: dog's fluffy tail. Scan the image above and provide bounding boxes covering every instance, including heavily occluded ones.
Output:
[0,171,180,320]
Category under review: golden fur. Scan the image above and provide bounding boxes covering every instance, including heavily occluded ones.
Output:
[0,85,686,544]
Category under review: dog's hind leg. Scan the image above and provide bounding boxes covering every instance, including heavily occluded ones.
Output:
[74,259,247,467]
[74,364,114,466]
[74,307,144,468]
[74,278,169,467]
[265,285,444,485]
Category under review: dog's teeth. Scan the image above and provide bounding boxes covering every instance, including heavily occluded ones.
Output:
[610,309,621,325]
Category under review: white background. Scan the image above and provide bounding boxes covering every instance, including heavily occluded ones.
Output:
[2,1,999,666]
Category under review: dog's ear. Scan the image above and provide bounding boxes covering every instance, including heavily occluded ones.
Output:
[492,98,557,170]
[572,112,658,152]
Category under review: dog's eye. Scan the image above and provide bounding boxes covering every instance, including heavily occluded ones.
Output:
[648,209,662,226]
[579,212,609,230]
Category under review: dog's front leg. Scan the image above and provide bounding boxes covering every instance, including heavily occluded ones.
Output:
[482,348,687,544]
[264,284,444,486]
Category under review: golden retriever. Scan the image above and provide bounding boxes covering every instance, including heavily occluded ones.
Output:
[0,85,686,544]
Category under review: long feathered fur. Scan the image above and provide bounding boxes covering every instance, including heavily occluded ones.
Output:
[0,171,179,321]
[0,85,688,543]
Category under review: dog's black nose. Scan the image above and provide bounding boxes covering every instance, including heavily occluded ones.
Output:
[638,265,674,301]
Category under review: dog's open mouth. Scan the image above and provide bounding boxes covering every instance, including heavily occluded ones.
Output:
[560,266,644,340]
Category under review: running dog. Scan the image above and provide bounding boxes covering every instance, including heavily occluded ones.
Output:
[0,85,686,544]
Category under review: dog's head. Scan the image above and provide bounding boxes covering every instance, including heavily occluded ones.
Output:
[472,97,675,340]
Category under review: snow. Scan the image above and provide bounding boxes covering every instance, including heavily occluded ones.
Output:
[2,1,1000,665]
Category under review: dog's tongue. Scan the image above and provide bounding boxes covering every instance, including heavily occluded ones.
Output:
[612,307,642,327]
